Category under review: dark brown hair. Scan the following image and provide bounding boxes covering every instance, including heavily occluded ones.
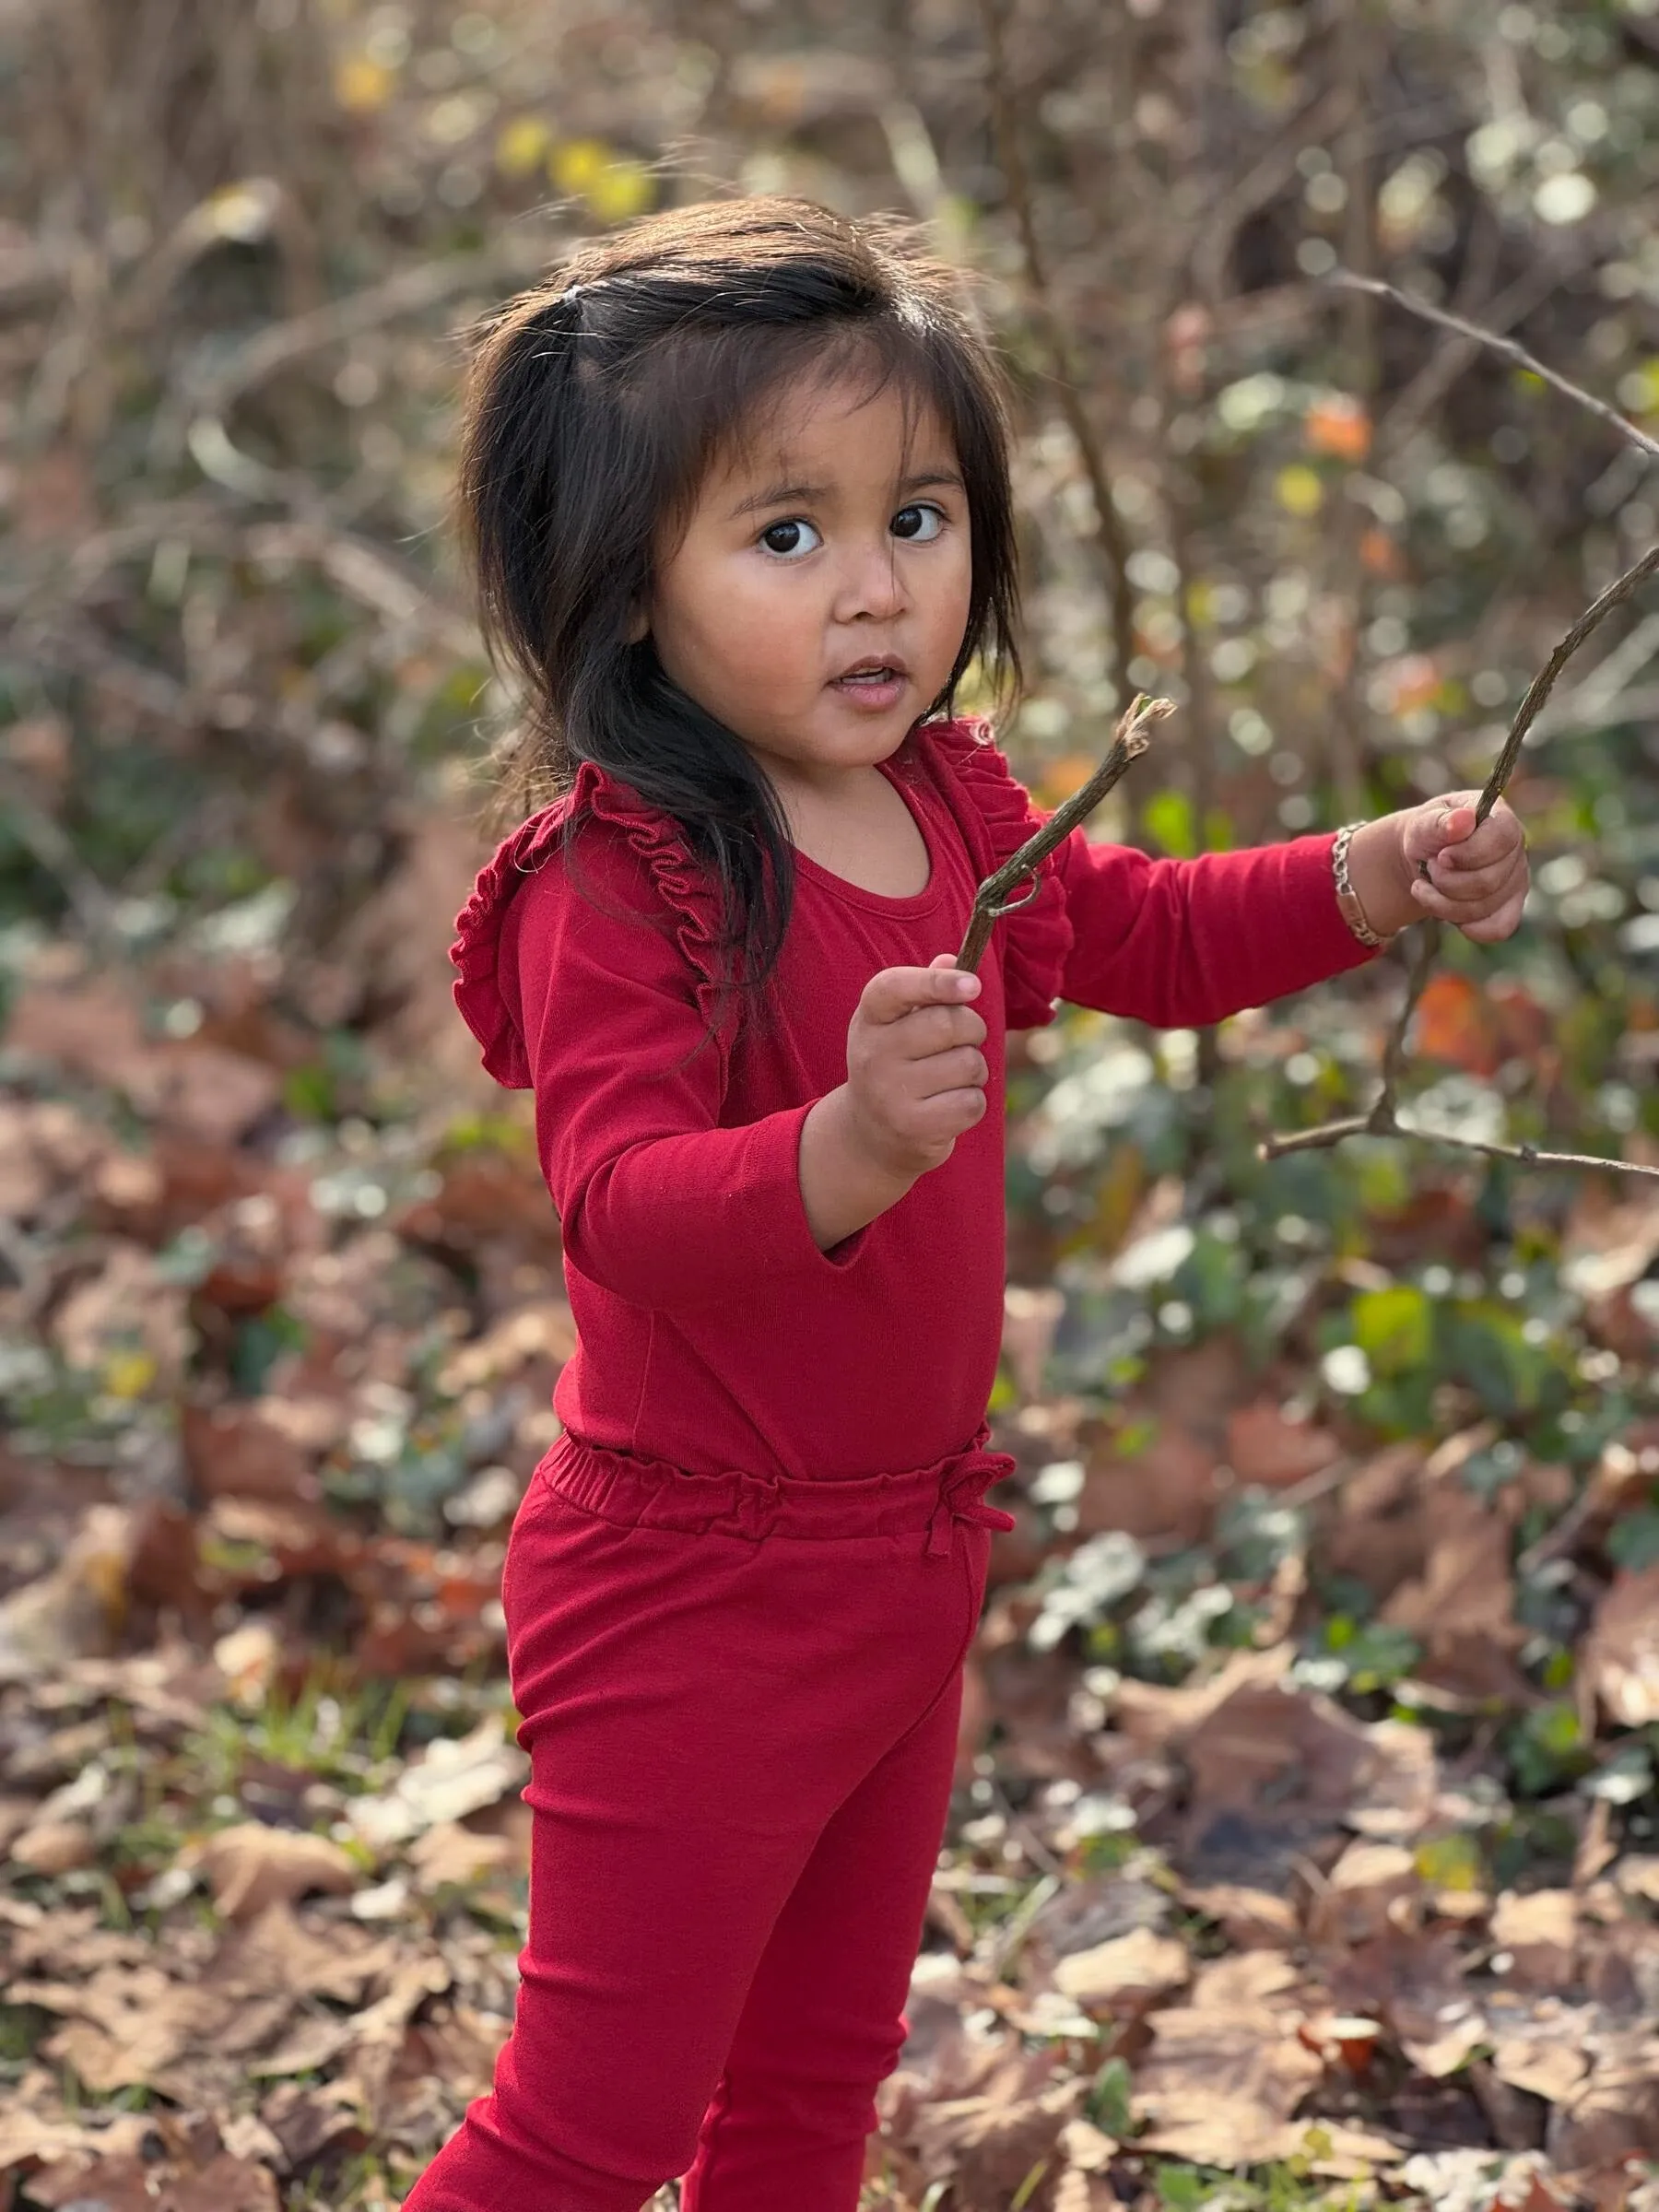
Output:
[457,195,1021,994]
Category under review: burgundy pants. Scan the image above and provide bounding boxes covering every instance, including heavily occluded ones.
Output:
[401,1430,1011,2212]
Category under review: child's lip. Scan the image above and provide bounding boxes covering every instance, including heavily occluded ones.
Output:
[829,658,910,684]
[827,659,915,686]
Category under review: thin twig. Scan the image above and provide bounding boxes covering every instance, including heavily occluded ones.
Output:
[1375,235,1581,462]
[1261,1114,1659,1182]
[1473,539,1659,824]
[1371,921,1441,1124]
[1325,269,1659,466]
[982,0,1139,709]
[956,694,1171,972]
[1259,278,1659,1180]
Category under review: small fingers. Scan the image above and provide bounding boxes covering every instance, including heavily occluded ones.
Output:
[1401,796,1479,866]
[1416,851,1524,902]
[1455,892,1529,944]
[860,963,980,1025]
[912,1088,988,1140]
[915,1045,989,1098]
[1412,880,1528,937]
[895,1002,988,1058]
[1432,818,1524,873]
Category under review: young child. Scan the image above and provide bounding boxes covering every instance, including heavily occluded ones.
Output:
[408,198,1528,2212]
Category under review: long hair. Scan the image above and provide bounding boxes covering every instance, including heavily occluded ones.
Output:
[456,196,1022,999]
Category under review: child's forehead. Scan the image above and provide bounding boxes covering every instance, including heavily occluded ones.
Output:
[711,366,959,488]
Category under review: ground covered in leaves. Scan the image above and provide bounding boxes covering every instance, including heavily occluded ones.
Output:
[3,887,1659,2212]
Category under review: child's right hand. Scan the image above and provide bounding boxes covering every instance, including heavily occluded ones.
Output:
[843,954,988,1177]
[798,957,987,1252]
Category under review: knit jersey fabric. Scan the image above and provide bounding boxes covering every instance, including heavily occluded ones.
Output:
[449,716,1373,1479]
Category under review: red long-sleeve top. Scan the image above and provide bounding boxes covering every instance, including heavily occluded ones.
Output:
[451,718,1373,1481]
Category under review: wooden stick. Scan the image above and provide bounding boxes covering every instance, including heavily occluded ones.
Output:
[1257,275,1659,1178]
[1261,1113,1659,1182]
[956,694,1171,972]
[981,0,1141,715]
[1326,269,1659,466]
[1473,539,1659,824]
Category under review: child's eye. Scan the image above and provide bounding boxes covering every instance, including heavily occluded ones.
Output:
[891,502,946,543]
[758,518,822,559]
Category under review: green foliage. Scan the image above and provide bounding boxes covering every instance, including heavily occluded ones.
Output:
[1088,2054,1135,2136]
[1150,2142,1367,2211]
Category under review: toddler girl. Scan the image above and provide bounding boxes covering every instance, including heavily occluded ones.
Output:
[407,197,1527,2212]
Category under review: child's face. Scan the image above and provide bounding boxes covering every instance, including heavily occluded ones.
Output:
[646,369,972,791]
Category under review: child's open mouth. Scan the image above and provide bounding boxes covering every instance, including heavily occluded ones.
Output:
[830,661,908,709]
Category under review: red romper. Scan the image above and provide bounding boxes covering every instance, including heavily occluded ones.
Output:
[406,719,1372,2212]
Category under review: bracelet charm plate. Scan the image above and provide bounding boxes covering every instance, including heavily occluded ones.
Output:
[1332,822,1394,949]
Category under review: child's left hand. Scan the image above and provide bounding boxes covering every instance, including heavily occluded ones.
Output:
[1399,794,1529,941]
[1350,793,1529,943]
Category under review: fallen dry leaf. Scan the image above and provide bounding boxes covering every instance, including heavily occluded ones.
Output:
[1132,1953,1324,2164]
[344,1713,527,1849]
[1583,1567,1659,1727]
[1548,2024,1659,2172]
[1491,1889,1579,1994]
[1051,2171,1117,2212]
[1225,1400,1342,1488]
[10,1819,97,1876]
[1614,1855,1659,1906]
[51,1242,195,1386]
[1490,2018,1592,2105]
[1077,1416,1220,1544]
[189,1824,361,1921]
[343,1951,453,2124]
[1332,1925,1485,2078]
[20,1965,221,2095]
[912,2078,1085,2212]
[1381,1475,1527,1703]
[1180,1879,1300,1949]
[1308,1840,1422,1948]
[182,1402,324,1506]
[0,1506,142,1682]
[27,2146,279,2212]
[1052,1925,1190,2014]
[406,1820,517,1891]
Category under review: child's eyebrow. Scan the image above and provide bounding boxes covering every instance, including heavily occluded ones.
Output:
[728,479,830,520]
[727,467,964,521]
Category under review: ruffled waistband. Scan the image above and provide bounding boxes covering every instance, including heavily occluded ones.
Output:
[535,1427,1017,1558]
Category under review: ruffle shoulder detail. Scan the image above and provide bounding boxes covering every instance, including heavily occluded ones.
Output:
[448,760,725,1088]
[918,717,1074,1029]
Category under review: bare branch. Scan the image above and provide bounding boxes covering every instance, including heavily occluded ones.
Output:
[957,694,1172,972]
[1371,922,1441,1122]
[982,0,1139,707]
[1257,276,1659,1182]
[1261,1112,1659,1183]
[1475,539,1659,824]
[1326,268,1659,466]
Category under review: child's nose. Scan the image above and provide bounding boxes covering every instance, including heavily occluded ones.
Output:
[832,539,909,622]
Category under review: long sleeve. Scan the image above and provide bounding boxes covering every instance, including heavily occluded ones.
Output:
[914,719,1379,1033]
[494,823,863,1313]
[1053,827,1378,1027]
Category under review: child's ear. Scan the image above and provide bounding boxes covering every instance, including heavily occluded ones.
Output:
[624,603,649,645]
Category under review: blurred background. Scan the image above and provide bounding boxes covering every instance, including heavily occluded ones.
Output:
[5,4,1659,2209]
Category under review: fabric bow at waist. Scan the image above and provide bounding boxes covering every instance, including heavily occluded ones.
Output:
[924,1450,1018,1558]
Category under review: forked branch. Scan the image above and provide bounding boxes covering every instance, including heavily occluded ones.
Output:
[957,694,1172,972]
[1261,270,1659,1180]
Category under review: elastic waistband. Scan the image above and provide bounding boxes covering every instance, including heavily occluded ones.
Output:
[540,1430,1017,1557]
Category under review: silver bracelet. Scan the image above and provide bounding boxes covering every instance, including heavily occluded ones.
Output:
[1331,822,1394,949]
